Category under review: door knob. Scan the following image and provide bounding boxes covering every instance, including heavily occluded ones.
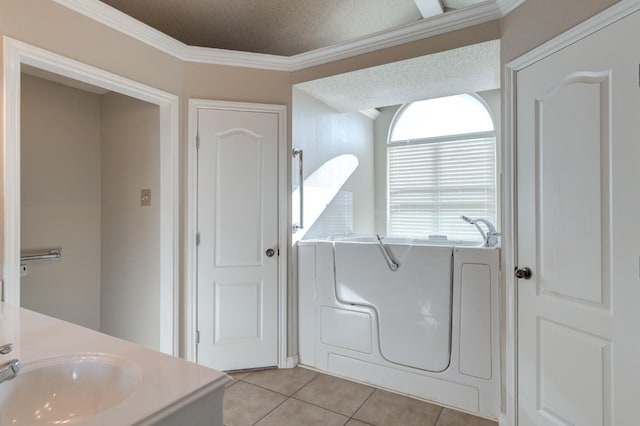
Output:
[514,267,532,280]
[265,248,275,257]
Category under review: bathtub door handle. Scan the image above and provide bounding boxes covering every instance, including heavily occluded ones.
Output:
[514,267,532,280]
[265,248,275,257]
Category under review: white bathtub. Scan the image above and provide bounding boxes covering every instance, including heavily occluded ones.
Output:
[297,238,500,418]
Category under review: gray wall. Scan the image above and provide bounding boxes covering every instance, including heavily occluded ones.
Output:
[20,75,161,351]
[20,74,102,330]
[100,92,161,351]
[501,0,621,63]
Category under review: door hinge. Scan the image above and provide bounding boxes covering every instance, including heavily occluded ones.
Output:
[196,232,200,246]
[196,330,200,344]
[196,134,200,150]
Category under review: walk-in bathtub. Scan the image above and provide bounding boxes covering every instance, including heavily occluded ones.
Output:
[297,237,500,418]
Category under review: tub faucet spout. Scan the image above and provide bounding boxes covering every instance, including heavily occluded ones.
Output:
[0,359,20,384]
[461,216,500,247]
[0,343,20,384]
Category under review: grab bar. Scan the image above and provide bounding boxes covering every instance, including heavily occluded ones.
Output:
[292,149,304,232]
[376,235,399,272]
[20,249,62,262]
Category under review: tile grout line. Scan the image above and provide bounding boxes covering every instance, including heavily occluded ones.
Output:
[250,395,289,426]
[289,393,365,420]
[433,405,445,426]
[242,381,291,397]
[289,373,378,421]
[239,373,372,424]
[231,373,321,425]
[237,376,311,398]
[347,387,378,425]
[230,371,493,426]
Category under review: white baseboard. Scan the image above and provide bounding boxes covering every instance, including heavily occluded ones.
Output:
[284,355,299,369]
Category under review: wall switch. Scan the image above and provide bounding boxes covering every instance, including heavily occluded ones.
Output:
[20,264,27,277]
[141,189,151,206]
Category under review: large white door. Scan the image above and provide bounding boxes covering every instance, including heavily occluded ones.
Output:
[197,107,279,371]
[516,11,640,426]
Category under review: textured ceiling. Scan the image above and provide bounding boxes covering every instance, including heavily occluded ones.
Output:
[98,0,487,56]
[295,40,500,112]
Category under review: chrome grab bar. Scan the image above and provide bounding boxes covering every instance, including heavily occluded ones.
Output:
[376,234,399,272]
[292,149,304,232]
[20,249,62,262]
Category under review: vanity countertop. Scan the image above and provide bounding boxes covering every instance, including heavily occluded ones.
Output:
[0,302,230,425]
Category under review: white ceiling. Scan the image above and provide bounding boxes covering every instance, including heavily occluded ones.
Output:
[98,0,490,56]
[295,40,500,112]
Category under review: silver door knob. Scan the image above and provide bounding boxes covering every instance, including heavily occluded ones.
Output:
[514,267,532,280]
[265,248,275,257]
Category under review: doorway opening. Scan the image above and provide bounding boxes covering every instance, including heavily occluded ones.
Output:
[2,37,179,355]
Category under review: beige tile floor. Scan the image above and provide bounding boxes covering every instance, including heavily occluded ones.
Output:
[223,367,498,426]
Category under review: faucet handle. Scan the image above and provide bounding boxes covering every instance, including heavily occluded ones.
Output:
[0,343,14,355]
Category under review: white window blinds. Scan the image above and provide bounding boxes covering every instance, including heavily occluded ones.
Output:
[387,132,496,241]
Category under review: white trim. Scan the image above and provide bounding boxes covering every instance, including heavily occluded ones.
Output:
[502,56,518,426]
[502,1,640,424]
[285,355,299,369]
[52,0,187,59]
[186,99,288,368]
[508,0,640,72]
[53,0,501,71]
[413,0,444,18]
[181,46,292,70]
[497,414,509,426]
[288,2,500,71]
[2,37,180,356]
[359,109,381,120]
[495,0,526,16]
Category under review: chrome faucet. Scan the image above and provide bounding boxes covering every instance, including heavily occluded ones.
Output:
[461,216,500,247]
[0,343,21,384]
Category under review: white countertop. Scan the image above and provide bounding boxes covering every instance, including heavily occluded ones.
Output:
[0,302,230,425]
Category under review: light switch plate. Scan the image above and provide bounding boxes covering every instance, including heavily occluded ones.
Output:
[141,189,151,206]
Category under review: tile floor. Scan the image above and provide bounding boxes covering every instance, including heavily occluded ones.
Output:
[223,367,497,426]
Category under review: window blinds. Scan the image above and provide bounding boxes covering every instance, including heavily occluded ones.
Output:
[388,133,496,241]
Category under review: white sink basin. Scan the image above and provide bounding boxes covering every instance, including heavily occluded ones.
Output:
[0,353,140,425]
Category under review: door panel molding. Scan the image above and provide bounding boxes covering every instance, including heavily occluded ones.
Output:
[535,74,611,308]
[186,99,287,368]
[503,1,640,424]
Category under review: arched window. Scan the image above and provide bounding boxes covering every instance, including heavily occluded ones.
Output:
[387,94,496,241]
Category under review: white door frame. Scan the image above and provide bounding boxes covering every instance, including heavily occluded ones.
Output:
[2,37,180,356]
[502,1,640,424]
[186,99,288,367]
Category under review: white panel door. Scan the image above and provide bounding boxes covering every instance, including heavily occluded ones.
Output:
[197,107,279,371]
[516,11,640,426]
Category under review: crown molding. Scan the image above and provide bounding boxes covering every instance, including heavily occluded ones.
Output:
[53,0,187,58]
[288,1,501,71]
[53,0,503,71]
[181,46,292,71]
[495,0,527,15]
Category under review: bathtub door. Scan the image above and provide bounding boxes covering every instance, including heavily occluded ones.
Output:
[196,104,280,371]
[515,9,640,426]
